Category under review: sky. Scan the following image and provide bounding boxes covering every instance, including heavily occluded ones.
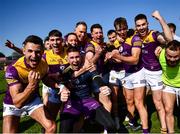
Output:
[0,0,180,56]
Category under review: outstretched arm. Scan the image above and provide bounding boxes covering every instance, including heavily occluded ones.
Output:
[5,40,23,54]
[152,10,173,43]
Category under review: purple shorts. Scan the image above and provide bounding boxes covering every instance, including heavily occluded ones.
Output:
[62,98,100,118]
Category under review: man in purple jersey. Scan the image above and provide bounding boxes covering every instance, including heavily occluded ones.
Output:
[74,21,91,54]
[3,35,58,133]
[41,30,69,128]
[134,10,173,133]
[107,17,148,133]
[106,29,125,130]
[84,24,112,114]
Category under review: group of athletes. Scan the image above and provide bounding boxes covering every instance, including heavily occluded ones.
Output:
[2,10,180,133]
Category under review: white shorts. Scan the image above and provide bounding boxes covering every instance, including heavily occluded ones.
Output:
[3,96,43,117]
[42,83,50,94]
[143,68,163,91]
[109,70,125,85]
[123,69,146,89]
[163,85,180,94]
[163,85,180,106]
[48,88,61,103]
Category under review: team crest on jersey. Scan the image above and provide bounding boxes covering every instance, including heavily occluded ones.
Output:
[60,65,65,71]
[119,46,123,53]
[74,79,80,84]
[142,43,145,48]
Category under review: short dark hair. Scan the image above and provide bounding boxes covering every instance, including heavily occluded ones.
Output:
[66,46,80,54]
[168,23,176,33]
[48,29,62,38]
[114,17,128,30]
[134,14,147,23]
[166,40,180,51]
[90,23,103,33]
[67,32,78,39]
[44,36,49,42]
[64,32,78,42]
[76,21,87,28]
[107,29,116,36]
[127,29,135,37]
[23,35,43,48]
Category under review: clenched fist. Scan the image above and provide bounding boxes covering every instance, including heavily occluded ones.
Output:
[99,86,111,96]
[60,88,70,102]
[28,71,40,89]
[152,10,162,21]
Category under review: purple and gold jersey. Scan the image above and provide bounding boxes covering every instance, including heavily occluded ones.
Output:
[4,56,48,105]
[43,50,68,74]
[119,34,143,73]
[110,39,121,49]
[85,41,110,74]
[141,30,161,71]
[106,40,124,72]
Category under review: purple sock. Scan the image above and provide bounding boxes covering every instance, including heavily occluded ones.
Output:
[142,129,149,134]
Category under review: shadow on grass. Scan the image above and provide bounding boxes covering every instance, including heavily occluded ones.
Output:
[145,94,156,131]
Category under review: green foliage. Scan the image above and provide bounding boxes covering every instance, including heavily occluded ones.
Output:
[0,71,6,132]
[0,71,6,91]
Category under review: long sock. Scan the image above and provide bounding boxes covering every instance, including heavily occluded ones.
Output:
[142,128,149,134]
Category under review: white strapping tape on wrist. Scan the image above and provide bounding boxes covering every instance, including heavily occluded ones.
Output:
[59,84,65,93]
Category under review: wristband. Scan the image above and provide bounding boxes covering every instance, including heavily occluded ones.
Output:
[58,84,65,93]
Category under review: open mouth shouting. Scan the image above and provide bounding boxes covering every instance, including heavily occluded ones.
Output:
[29,58,40,68]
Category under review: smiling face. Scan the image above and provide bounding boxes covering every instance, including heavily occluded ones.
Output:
[23,42,44,68]
[75,24,87,42]
[115,25,128,40]
[165,48,180,67]
[135,18,149,38]
[91,28,104,44]
[108,32,117,45]
[67,34,78,47]
[44,40,51,50]
[67,51,81,71]
[49,36,63,54]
